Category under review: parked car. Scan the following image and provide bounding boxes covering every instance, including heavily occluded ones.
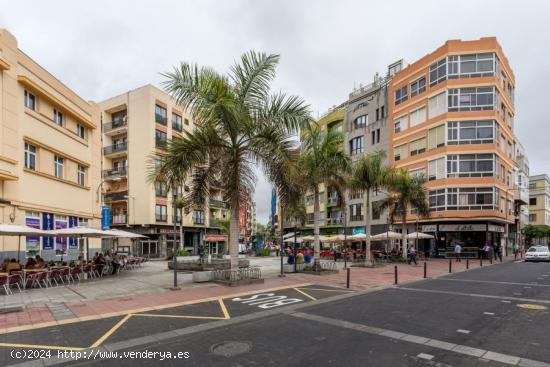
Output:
[525,246,550,262]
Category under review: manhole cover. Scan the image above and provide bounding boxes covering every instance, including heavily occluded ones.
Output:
[517,304,548,310]
[210,341,251,357]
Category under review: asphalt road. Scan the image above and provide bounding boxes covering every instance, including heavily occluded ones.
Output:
[5,260,550,366]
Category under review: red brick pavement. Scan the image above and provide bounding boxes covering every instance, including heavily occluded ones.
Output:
[1,255,516,333]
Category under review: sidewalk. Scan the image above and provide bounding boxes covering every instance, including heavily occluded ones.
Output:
[0,255,516,334]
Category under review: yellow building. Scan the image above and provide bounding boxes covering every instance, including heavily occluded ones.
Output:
[99,85,227,257]
[528,174,550,226]
[0,29,102,260]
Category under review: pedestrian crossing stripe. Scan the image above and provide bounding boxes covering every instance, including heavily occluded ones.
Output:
[517,304,548,310]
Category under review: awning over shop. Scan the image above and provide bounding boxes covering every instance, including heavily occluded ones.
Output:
[205,235,227,242]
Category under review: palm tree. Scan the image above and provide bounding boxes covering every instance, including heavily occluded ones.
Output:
[152,51,311,270]
[349,150,394,266]
[380,170,429,259]
[299,125,351,269]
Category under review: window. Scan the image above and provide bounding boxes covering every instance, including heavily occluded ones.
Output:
[155,205,167,222]
[193,210,205,224]
[54,155,64,179]
[409,168,426,179]
[184,118,189,126]
[24,90,36,110]
[429,189,446,211]
[428,124,445,150]
[428,157,445,181]
[410,77,426,97]
[428,91,446,119]
[155,104,167,125]
[447,120,497,145]
[409,137,426,156]
[381,106,384,118]
[77,165,86,186]
[529,182,537,190]
[155,181,168,197]
[371,131,376,145]
[394,144,408,161]
[394,115,407,133]
[530,197,537,206]
[24,143,36,170]
[447,53,497,79]
[448,87,497,112]
[53,109,63,126]
[349,204,363,221]
[76,123,85,139]
[430,187,498,211]
[409,106,426,127]
[172,113,182,132]
[429,58,447,86]
[375,108,379,121]
[395,85,408,105]
[349,136,364,155]
[155,129,167,149]
[376,129,380,143]
[447,154,495,177]
[354,115,368,129]
[529,214,537,222]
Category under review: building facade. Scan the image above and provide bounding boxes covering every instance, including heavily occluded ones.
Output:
[99,85,226,258]
[528,174,550,226]
[389,37,521,255]
[0,29,102,260]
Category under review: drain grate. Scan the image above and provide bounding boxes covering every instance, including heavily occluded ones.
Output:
[210,341,251,357]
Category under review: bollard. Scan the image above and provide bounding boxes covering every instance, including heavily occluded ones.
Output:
[480,257,483,267]
[466,258,469,269]
[449,259,452,273]
[423,262,427,278]
[490,257,493,265]
[346,268,351,289]
[394,265,398,285]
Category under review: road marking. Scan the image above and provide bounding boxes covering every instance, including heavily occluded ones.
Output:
[294,288,317,301]
[398,287,550,305]
[297,287,355,293]
[524,287,532,289]
[89,314,133,348]
[483,312,495,315]
[291,312,550,367]
[218,298,230,319]
[513,293,523,296]
[501,300,512,303]
[517,304,548,310]
[132,313,226,320]
[439,278,550,287]
[456,329,470,334]
[417,353,434,360]
[0,342,86,351]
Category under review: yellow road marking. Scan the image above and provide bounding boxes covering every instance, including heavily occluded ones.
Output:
[89,314,133,348]
[0,342,86,351]
[219,298,230,319]
[297,287,356,293]
[517,303,548,310]
[293,288,317,301]
[132,314,226,320]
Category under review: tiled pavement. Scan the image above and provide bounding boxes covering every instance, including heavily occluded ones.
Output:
[0,255,516,333]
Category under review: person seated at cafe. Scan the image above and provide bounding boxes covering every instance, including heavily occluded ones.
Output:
[92,252,99,262]
[1,258,9,272]
[6,258,21,274]
[35,255,45,268]
[111,253,121,275]
[25,257,37,269]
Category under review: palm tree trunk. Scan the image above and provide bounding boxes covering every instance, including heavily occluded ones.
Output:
[401,215,408,260]
[313,187,321,269]
[229,205,240,270]
[364,190,373,266]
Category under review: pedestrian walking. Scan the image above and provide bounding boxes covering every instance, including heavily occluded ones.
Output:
[275,244,280,257]
[454,241,462,262]
[482,243,490,259]
[496,243,503,262]
[407,245,417,265]
[513,243,520,260]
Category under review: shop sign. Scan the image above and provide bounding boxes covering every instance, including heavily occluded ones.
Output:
[42,213,54,250]
[352,227,366,235]
[488,224,505,233]
[69,216,78,249]
[422,225,437,232]
[159,228,178,234]
[439,224,486,232]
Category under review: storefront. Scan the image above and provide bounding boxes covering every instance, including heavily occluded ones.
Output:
[205,234,227,256]
[422,222,505,258]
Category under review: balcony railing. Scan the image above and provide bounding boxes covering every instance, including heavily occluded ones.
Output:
[327,197,339,206]
[104,190,128,202]
[210,217,220,227]
[111,214,127,225]
[103,142,128,155]
[327,217,343,225]
[103,119,127,133]
[350,215,364,222]
[210,199,228,209]
[102,167,128,179]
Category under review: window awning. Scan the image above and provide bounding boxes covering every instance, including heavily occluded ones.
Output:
[205,235,227,242]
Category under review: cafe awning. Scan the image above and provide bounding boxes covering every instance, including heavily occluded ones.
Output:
[205,235,227,242]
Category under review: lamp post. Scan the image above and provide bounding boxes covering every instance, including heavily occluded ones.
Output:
[343,205,348,269]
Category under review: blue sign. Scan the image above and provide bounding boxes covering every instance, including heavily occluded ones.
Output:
[270,189,276,234]
[352,227,366,235]
[69,216,78,249]
[42,213,54,250]
[101,207,110,230]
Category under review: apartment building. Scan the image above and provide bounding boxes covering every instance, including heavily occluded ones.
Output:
[0,29,102,260]
[99,85,226,257]
[389,37,521,254]
[528,174,550,226]
[239,193,257,241]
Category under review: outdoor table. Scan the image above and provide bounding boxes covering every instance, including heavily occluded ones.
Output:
[0,272,8,276]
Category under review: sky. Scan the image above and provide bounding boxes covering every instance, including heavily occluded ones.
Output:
[1,0,549,225]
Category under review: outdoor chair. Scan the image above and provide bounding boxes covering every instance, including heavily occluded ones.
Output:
[0,275,9,295]
[51,269,65,286]
[46,270,59,287]
[59,267,71,284]
[25,272,44,289]
[82,264,94,279]
[69,266,82,284]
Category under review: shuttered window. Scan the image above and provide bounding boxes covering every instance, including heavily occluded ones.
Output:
[428,157,446,181]
[409,106,427,127]
[428,124,446,150]
[409,137,426,156]
[394,145,408,161]
[394,115,408,133]
[428,92,447,119]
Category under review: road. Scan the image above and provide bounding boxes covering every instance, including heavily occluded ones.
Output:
[4,260,550,366]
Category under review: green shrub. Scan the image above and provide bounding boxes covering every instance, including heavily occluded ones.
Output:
[258,247,272,256]
[174,248,190,257]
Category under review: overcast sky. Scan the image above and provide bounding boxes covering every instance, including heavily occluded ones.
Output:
[1,0,548,225]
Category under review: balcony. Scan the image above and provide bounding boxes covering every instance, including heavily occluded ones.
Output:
[103,119,127,136]
[514,186,529,206]
[102,166,128,179]
[210,217,220,227]
[111,214,127,225]
[350,215,364,222]
[210,199,228,209]
[327,196,339,206]
[104,190,128,203]
[326,217,343,225]
[103,142,128,157]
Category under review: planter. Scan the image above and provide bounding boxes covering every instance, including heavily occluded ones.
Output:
[177,256,199,262]
[192,271,213,283]
[283,263,306,273]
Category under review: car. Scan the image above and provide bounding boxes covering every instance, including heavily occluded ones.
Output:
[525,246,550,262]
